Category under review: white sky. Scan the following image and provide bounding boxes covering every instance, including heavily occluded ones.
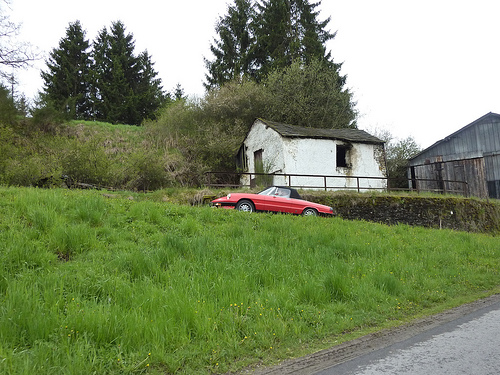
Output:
[8,0,500,148]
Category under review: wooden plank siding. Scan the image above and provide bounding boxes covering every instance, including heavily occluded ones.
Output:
[408,113,500,199]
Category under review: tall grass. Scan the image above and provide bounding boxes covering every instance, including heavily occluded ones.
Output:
[0,187,499,374]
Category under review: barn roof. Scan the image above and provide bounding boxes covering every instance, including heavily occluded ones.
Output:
[258,119,384,144]
[409,112,500,161]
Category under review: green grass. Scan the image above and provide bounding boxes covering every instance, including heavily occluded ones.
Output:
[0,187,499,374]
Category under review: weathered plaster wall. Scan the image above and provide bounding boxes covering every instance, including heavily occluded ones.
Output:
[281,138,386,189]
[242,119,387,190]
[242,120,285,185]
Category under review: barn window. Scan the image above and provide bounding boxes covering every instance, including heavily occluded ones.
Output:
[336,144,350,168]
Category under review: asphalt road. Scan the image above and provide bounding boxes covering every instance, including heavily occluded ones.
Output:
[250,294,500,375]
[317,295,500,375]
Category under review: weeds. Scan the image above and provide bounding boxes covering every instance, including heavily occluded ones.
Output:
[0,187,499,374]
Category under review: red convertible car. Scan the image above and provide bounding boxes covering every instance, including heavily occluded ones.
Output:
[211,186,333,216]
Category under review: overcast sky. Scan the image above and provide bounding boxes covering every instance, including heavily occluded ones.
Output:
[9,0,500,148]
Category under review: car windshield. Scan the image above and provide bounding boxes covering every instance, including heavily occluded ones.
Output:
[258,187,291,198]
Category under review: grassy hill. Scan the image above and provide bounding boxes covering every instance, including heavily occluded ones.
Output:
[1,187,499,374]
[0,120,197,191]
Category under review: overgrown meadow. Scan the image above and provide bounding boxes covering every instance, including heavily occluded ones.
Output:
[1,187,499,374]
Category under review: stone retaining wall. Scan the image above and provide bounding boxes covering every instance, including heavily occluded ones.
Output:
[301,193,500,234]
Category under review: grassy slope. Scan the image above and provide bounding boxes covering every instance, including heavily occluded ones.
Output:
[0,187,499,374]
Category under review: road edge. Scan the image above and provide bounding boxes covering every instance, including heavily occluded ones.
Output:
[245,293,500,374]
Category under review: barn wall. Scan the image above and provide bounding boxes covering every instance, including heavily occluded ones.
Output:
[484,154,500,198]
[408,113,500,199]
[410,158,488,198]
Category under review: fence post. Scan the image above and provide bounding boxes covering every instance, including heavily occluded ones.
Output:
[324,176,327,191]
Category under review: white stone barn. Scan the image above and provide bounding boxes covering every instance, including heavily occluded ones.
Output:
[237,119,387,190]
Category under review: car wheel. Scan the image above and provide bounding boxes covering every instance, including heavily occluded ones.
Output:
[236,199,255,212]
[302,208,318,216]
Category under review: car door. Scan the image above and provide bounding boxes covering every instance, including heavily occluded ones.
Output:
[266,188,303,214]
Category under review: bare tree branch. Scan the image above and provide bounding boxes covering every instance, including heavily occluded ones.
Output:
[0,0,40,79]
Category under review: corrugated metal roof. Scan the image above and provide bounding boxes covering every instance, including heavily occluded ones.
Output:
[258,119,384,144]
[409,112,500,162]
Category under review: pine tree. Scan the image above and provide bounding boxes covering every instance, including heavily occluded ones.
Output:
[204,0,255,89]
[91,21,165,125]
[40,21,92,119]
[136,50,166,121]
[173,83,185,101]
[205,0,339,85]
[252,0,335,81]
[92,21,140,124]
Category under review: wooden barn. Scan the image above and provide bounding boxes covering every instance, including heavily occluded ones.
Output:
[407,112,500,199]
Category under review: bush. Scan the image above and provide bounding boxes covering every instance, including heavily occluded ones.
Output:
[125,150,173,191]
[62,137,112,186]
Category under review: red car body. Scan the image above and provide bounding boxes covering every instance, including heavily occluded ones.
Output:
[211,186,333,216]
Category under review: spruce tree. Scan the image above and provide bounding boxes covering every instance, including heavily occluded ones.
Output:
[204,0,255,89]
[91,21,140,124]
[252,0,336,81]
[41,21,92,119]
[205,0,339,85]
[91,21,165,125]
[136,50,166,121]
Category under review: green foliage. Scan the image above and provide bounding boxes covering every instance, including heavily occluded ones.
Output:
[0,84,18,125]
[252,0,335,81]
[61,137,112,186]
[92,21,141,125]
[263,58,357,128]
[201,78,266,127]
[0,125,18,184]
[0,120,179,190]
[386,136,421,188]
[40,20,166,126]
[205,0,339,86]
[145,82,264,184]
[40,21,92,120]
[0,187,499,374]
[125,150,173,192]
[205,0,255,89]
[91,21,167,125]
[29,100,66,133]
[2,153,62,187]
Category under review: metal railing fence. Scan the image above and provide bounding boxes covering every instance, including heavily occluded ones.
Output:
[205,171,469,197]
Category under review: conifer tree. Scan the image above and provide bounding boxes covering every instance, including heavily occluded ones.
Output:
[204,0,255,89]
[136,50,166,121]
[205,0,339,85]
[41,21,92,119]
[252,0,335,81]
[91,21,140,124]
